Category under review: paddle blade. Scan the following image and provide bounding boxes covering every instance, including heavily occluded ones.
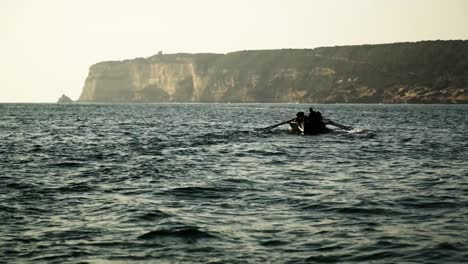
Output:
[254,118,294,133]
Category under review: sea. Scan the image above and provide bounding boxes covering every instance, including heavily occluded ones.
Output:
[1,103,467,263]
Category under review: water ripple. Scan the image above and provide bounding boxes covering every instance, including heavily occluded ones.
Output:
[1,103,467,263]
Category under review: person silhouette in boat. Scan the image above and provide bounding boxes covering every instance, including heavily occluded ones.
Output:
[309,108,323,122]
[305,107,326,135]
[289,112,305,134]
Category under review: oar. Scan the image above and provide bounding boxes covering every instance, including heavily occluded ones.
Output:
[255,118,295,133]
[324,118,353,131]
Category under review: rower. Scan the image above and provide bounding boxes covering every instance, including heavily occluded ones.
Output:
[289,112,305,134]
[305,107,326,135]
[309,107,323,122]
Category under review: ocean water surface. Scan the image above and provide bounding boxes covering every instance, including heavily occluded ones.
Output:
[1,103,467,263]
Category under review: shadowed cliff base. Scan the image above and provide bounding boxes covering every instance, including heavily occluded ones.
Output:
[78,40,468,104]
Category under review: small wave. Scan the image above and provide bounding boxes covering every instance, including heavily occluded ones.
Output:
[245,149,286,156]
[166,186,236,199]
[334,206,401,216]
[396,197,461,209]
[50,161,84,168]
[5,236,41,244]
[30,144,43,152]
[138,226,216,242]
[42,228,102,241]
[187,131,253,147]
[55,183,95,193]
[346,250,400,261]
[401,137,413,142]
[31,251,91,262]
[0,204,17,213]
[305,253,349,263]
[432,242,466,251]
[221,178,257,185]
[260,239,288,247]
[316,243,347,252]
[401,242,468,262]
[5,181,38,190]
[297,202,401,216]
[137,210,172,221]
[297,202,331,211]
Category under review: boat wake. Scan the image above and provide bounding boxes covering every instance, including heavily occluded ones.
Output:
[348,128,369,134]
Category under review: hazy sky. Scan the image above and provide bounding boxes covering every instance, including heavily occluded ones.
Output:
[2,0,468,102]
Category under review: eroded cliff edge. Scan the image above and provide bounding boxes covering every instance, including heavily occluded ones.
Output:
[78,41,468,103]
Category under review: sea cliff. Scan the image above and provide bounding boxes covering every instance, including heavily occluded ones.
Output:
[78,40,468,103]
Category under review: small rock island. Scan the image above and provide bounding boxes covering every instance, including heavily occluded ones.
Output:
[57,94,74,103]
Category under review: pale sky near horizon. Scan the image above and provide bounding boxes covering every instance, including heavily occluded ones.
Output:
[2,0,468,102]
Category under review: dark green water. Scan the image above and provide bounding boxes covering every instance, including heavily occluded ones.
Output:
[1,103,467,263]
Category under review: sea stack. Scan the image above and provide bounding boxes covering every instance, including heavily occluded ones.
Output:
[57,94,74,103]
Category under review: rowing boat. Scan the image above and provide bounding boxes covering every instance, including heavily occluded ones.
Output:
[288,122,331,135]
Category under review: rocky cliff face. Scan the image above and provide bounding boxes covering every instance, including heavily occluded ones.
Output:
[78,41,468,103]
